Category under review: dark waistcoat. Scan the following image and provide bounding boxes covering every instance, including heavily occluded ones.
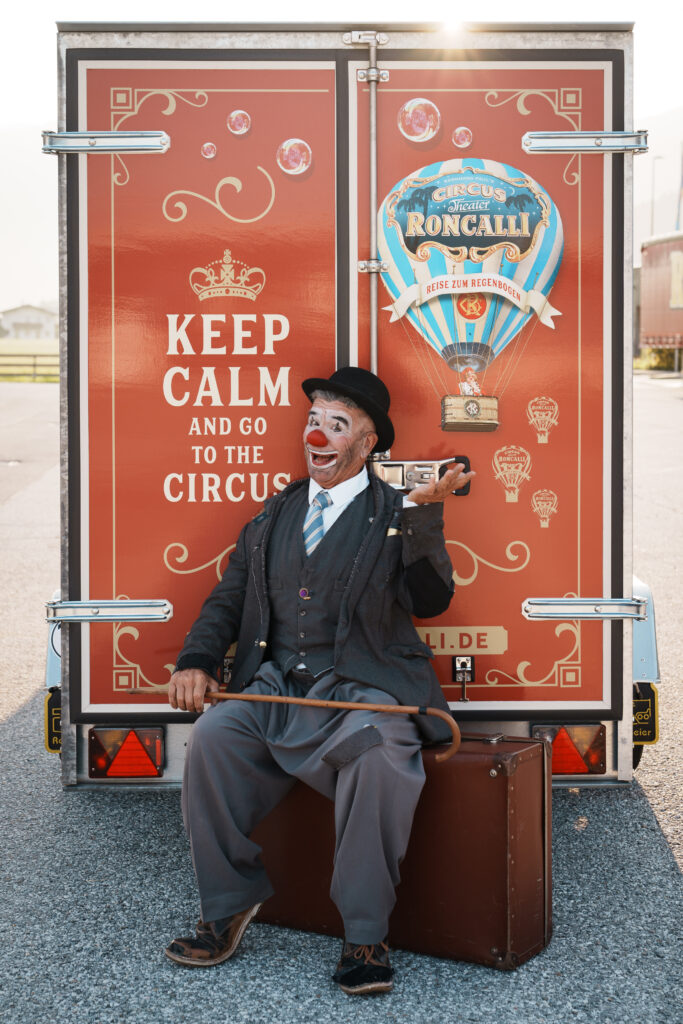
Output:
[267,485,374,678]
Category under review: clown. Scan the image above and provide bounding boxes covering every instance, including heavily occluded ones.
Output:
[166,366,474,994]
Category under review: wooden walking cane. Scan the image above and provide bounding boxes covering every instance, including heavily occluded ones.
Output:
[204,691,461,762]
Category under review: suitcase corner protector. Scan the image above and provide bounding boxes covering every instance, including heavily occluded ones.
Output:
[492,949,521,970]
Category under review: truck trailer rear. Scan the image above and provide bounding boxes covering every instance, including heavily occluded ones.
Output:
[43,21,659,786]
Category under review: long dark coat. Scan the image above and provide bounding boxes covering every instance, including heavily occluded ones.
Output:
[176,474,455,743]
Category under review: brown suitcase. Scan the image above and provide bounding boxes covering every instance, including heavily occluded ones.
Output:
[252,734,552,970]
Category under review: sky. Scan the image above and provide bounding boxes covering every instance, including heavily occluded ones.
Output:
[1,0,682,310]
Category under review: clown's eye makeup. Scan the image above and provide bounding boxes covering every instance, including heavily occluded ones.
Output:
[307,408,352,434]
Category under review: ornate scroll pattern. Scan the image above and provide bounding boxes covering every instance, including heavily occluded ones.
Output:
[112,595,175,692]
[110,88,210,187]
[109,84,276,222]
[446,539,531,587]
[484,592,582,688]
[164,541,236,582]
[484,88,582,185]
[162,170,276,224]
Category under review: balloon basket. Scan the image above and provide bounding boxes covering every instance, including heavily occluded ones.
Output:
[441,395,499,432]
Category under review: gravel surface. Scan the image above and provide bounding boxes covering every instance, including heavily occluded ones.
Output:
[633,374,683,868]
[0,380,681,1024]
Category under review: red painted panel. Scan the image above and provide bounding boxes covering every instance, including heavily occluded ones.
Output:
[357,64,610,705]
[84,64,337,705]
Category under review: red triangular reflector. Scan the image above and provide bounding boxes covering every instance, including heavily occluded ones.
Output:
[552,727,588,774]
[107,730,158,777]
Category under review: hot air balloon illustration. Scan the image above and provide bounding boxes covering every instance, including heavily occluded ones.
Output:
[527,396,559,444]
[378,158,564,431]
[492,445,532,503]
[531,489,558,527]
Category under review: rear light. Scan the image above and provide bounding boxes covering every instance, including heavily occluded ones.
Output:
[88,727,164,778]
[533,724,606,775]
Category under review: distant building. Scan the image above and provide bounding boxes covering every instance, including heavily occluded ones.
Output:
[0,305,58,339]
[640,233,683,349]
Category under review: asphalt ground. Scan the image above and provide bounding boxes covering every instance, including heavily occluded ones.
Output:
[0,379,681,1024]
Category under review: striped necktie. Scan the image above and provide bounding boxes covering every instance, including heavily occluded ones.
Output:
[303,490,332,556]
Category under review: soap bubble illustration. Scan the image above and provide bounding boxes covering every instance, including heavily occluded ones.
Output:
[452,126,473,148]
[276,138,312,175]
[398,99,441,143]
[227,110,251,135]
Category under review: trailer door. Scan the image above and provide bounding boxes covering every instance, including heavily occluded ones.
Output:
[349,35,628,725]
[59,26,630,744]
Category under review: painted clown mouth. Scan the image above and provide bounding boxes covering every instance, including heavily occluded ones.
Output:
[306,446,339,468]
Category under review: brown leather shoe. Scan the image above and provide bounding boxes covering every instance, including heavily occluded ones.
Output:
[165,903,262,967]
[332,939,394,994]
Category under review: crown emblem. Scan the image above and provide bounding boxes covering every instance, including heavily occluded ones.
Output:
[190,248,266,301]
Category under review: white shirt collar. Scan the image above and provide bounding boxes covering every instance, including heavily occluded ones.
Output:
[308,466,369,507]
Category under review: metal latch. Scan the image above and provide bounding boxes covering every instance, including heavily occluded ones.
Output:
[42,131,170,154]
[358,259,388,273]
[357,68,390,83]
[342,30,389,45]
[522,130,648,154]
[45,599,173,623]
[522,597,647,621]
[343,30,390,83]
[371,456,471,495]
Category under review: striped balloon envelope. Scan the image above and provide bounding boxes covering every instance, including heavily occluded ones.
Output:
[378,158,564,382]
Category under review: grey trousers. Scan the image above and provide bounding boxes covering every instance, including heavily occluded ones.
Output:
[181,661,425,945]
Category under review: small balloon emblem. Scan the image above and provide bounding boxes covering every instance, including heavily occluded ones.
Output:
[456,294,487,320]
[397,99,441,142]
[276,138,312,175]
[492,446,532,503]
[527,397,559,444]
[200,142,217,159]
[532,489,558,528]
[227,110,251,135]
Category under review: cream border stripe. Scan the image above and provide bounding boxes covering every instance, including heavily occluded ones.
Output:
[78,63,92,707]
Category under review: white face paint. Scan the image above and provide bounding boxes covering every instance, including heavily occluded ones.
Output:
[302,398,378,489]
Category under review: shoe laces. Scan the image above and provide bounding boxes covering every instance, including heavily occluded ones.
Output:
[345,941,389,967]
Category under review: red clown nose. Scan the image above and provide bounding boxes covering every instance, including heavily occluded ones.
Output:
[306,429,328,448]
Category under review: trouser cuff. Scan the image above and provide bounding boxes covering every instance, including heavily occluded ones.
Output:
[342,919,389,946]
[201,882,274,925]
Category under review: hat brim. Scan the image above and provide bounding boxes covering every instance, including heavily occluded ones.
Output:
[302,377,394,454]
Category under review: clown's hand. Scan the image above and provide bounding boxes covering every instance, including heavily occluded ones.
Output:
[407,462,476,505]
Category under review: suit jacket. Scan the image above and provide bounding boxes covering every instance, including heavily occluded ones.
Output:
[176,473,455,743]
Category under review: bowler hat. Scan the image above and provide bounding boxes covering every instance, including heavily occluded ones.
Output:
[302,366,394,453]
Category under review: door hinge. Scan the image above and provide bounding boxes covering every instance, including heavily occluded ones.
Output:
[522,597,646,621]
[522,130,648,154]
[45,599,173,622]
[42,130,170,154]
